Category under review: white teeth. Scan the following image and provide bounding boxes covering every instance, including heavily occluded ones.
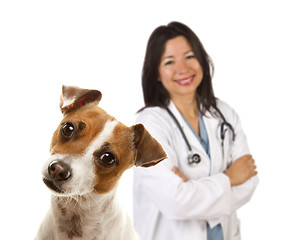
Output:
[176,77,192,83]
[181,79,191,83]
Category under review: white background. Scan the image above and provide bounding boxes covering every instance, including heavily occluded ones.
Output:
[1,0,286,239]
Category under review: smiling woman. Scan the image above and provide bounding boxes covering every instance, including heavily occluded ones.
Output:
[133,21,259,240]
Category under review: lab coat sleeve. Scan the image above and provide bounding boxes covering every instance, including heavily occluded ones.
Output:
[206,101,259,228]
[135,108,233,221]
[225,104,259,213]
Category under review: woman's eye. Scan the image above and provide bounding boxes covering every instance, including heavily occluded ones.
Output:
[164,60,174,66]
[99,152,117,167]
[61,122,75,139]
[186,55,195,59]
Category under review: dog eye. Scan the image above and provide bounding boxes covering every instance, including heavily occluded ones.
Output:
[61,122,75,139]
[99,152,116,167]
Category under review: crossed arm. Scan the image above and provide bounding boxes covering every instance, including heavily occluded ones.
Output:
[172,154,258,186]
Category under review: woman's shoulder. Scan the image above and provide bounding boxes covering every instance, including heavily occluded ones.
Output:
[138,105,165,114]
[135,107,172,139]
[136,106,171,129]
[215,99,240,123]
[216,99,234,112]
[136,106,167,120]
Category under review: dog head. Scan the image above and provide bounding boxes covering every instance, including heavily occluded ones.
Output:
[42,85,166,196]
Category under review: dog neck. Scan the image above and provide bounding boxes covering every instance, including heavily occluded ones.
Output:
[51,189,126,239]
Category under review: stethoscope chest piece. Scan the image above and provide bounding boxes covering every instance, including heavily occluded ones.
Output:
[187,152,201,166]
[166,106,235,167]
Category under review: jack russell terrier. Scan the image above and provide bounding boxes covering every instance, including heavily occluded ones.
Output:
[35,85,166,240]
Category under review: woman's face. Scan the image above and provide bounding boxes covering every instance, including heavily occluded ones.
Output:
[158,36,203,101]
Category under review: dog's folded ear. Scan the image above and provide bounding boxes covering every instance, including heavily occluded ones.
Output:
[60,85,102,114]
[133,124,167,167]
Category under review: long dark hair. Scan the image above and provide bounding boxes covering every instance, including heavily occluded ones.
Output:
[140,21,216,114]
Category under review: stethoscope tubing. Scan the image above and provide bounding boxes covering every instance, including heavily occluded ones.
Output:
[166,106,235,166]
[166,108,192,152]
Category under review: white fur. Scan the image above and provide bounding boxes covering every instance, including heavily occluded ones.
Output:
[36,119,140,239]
[61,96,76,108]
[36,190,140,240]
[85,119,118,156]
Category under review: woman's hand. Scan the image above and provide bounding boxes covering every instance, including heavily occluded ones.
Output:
[172,154,258,186]
[224,154,258,187]
[172,166,188,182]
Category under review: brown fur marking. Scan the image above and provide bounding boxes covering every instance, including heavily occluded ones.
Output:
[58,214,83,238]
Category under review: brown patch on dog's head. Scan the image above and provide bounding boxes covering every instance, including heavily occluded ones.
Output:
[46,85,166,195]
[50,105,114,155]
[92,122,167,194]
[92,122,136,193]
[50,85,114,155]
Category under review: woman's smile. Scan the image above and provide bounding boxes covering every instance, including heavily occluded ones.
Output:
[175,75,194,86]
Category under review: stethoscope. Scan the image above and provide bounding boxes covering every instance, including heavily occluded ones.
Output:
[166,106,235,166]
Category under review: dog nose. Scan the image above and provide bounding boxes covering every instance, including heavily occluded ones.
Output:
[48,161,71,181]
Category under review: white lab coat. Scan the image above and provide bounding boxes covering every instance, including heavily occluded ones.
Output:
[133,100,259,240]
